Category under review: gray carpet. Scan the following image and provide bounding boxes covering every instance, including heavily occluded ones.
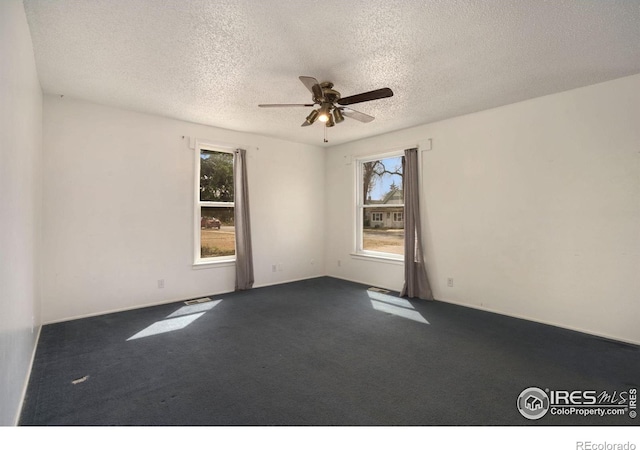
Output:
[19,277,639,425]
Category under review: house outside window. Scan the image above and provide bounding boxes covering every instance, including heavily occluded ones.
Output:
[356,154,404,258]
[195,145,236,264]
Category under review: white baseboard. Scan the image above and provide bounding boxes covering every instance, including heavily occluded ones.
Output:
[436,296,640,347]
[326,274,639,347]
[325,273,401,293]
[43,275,328,325]
[15,324,42,426]
[42,290,235,325]
[40,274,639,352]
[253,274,326,289]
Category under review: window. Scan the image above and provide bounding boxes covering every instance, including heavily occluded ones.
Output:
[195,145,235,263]
[356,154,404,258]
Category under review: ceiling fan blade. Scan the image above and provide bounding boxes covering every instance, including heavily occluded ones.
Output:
[341,107,375,123]
[337,87,393,106]
[258,103,314,107]
[299,76,324,103]
[299,76,320,92]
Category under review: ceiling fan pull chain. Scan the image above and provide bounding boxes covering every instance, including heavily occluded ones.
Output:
[324,124,328,143]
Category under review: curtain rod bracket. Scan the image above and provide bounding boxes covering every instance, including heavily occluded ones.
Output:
[418,139,432,151]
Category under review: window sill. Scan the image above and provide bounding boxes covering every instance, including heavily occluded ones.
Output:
[192,258,236,270]
[350,252,404,265]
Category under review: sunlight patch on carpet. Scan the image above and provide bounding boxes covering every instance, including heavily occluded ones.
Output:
[127,300,222,341]
[367,291,429,324]
[168,300,221,318]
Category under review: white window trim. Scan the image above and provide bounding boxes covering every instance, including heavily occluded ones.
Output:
[350,252,404,266]
[354,151,405,262]
[193,141,236,267]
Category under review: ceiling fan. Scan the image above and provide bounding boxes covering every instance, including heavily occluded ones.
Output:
[258,76,393,128]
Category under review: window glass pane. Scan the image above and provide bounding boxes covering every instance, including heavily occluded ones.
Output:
[362,156,403,205]
[200,151,234,202]
[360,155,404,256]
[362,209,404,255]
[200,207,235,258]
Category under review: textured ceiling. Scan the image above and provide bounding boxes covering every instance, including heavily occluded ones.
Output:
[23,0,640,146]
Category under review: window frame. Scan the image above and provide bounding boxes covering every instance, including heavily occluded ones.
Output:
[193,142,236,267]
[354,151,405,262]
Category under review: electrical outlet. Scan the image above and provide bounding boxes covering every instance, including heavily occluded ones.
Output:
[447,278,454,287]
[337,260,341,267]
[272,264,277,273]
[158,279,165,289]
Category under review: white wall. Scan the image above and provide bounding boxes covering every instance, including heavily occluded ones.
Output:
[0,0,43,426]
[325,74,640,345]
[41,96,325,323]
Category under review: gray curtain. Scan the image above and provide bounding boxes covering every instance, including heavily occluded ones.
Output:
[234,148,254,290]
[401,148,434,300]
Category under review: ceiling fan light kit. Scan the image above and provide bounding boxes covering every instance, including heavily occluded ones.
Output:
[303,109,319,126]
[317,102,332,122]
[326,112,335,127]
[259,76,393,132]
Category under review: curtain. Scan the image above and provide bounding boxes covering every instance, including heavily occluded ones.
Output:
[234,148,254,290]
[400,148,434,300]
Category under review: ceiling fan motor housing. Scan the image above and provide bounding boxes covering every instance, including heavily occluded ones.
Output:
[321,86,340,103]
